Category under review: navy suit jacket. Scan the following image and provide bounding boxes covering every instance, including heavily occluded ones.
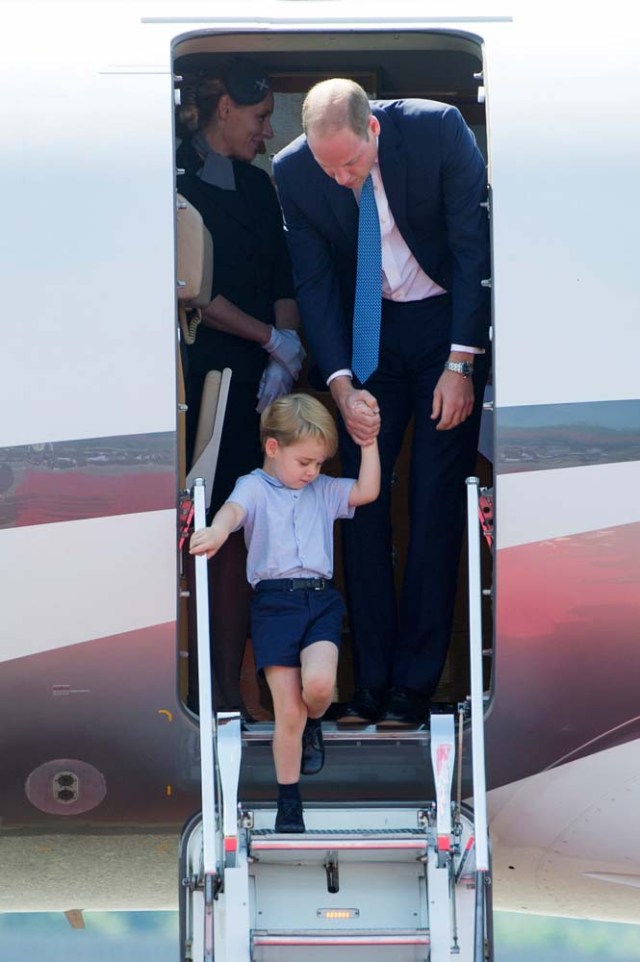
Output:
[273,99,491,382]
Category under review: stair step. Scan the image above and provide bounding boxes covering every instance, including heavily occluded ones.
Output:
[252,827,424,835]
[253,929,430,947]
[241,722,432,744]
[252,832,426,850]
[250,827,428,862]
[249,808,428,835]
[252,837,427,851]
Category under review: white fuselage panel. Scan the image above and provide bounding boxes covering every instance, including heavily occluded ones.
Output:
[1,4,176,447]
[485,4,640,408]
[495,459,640,549]
[0,510,176,660]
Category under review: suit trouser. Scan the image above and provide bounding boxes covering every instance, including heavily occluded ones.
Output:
[338,294,489,697]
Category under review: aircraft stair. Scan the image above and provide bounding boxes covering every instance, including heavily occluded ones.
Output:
[179,478,491,961]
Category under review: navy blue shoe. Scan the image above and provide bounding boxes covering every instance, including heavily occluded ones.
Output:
[377,686,430,728]
[275,797,305,833]
[301,720,325,776]
[335,688,384,723]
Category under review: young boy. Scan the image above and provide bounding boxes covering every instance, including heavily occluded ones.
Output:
[190,393,380,833]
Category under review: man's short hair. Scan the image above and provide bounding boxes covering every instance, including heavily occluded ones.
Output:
[302,78,371,140]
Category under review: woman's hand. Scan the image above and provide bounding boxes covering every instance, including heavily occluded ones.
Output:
[263,328,306,379]
[256,359,294,413]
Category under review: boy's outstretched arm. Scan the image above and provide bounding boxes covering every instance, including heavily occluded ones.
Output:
[189,502,245,560]
[348,440,381,507]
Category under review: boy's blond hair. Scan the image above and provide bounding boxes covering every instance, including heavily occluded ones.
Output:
[260,394,338,458]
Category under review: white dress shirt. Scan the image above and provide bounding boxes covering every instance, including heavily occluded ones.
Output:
[327,160,482,385]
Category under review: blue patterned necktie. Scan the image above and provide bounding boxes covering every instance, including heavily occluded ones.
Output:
[351,173,381,384]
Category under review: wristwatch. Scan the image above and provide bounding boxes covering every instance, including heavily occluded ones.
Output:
[444,360,474,378]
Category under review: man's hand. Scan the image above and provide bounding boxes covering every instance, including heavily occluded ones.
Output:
[330,376,380,446]
[431,370,475,430]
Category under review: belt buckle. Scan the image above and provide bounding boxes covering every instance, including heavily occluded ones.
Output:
[313,578,326,591]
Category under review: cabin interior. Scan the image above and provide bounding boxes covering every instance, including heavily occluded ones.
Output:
[172,28,494,718]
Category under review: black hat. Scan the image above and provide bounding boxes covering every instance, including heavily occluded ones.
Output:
[223,59,272,105]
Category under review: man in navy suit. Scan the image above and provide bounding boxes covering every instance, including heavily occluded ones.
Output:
[273,79,490,726]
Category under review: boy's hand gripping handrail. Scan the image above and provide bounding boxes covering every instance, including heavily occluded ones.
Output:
[192,478,222,960]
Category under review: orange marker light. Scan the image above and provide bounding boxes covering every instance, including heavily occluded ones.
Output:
[316,909,359,920]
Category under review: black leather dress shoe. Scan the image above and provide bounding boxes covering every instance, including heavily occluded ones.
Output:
[301,720,325,775]
[377,686,430,728]
[335,688,384,723]
[275,797,305,833]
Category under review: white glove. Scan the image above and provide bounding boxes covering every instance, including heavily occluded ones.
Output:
[256,359,294,413]
[263,328,306,380]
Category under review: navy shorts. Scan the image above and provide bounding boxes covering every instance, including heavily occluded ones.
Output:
[250,585,345,674]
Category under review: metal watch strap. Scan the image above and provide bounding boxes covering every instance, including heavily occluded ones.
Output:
[444,360,474,377]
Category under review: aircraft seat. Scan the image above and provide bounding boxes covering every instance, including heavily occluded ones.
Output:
[176,193,214,345]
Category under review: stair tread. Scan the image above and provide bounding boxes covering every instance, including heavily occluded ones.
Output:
[251,929,431,949]
[254,928,429,935]
[251,827,425,837]
[253,928,430,943]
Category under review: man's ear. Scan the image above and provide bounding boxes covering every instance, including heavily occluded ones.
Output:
[264,437,279,458]
[369,114,380,138]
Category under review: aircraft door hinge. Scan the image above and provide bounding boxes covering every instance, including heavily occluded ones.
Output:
[174,75,183,106]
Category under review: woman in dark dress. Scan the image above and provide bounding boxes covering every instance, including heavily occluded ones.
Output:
[177,60,304,713]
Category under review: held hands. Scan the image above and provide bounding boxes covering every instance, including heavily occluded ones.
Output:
[351,399,379,446]
[431,370,475,430]
[256,359,294,413]
[332,378,380,446]
[263,328,306,380]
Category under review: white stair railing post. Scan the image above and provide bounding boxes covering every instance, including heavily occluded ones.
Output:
[466,476,490,961]
[428,712,456,961]
[192,478,219,962]
[466,476,489,872]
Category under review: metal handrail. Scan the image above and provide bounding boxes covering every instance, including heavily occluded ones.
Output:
[192,479,220,962]
[474,870,486,961]
[466,476,490,962]
[466,476,489,874]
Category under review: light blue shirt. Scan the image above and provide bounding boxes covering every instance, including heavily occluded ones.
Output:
[227,468,356,587]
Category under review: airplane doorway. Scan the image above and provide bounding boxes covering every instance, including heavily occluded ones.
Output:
[172,26,494,717]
